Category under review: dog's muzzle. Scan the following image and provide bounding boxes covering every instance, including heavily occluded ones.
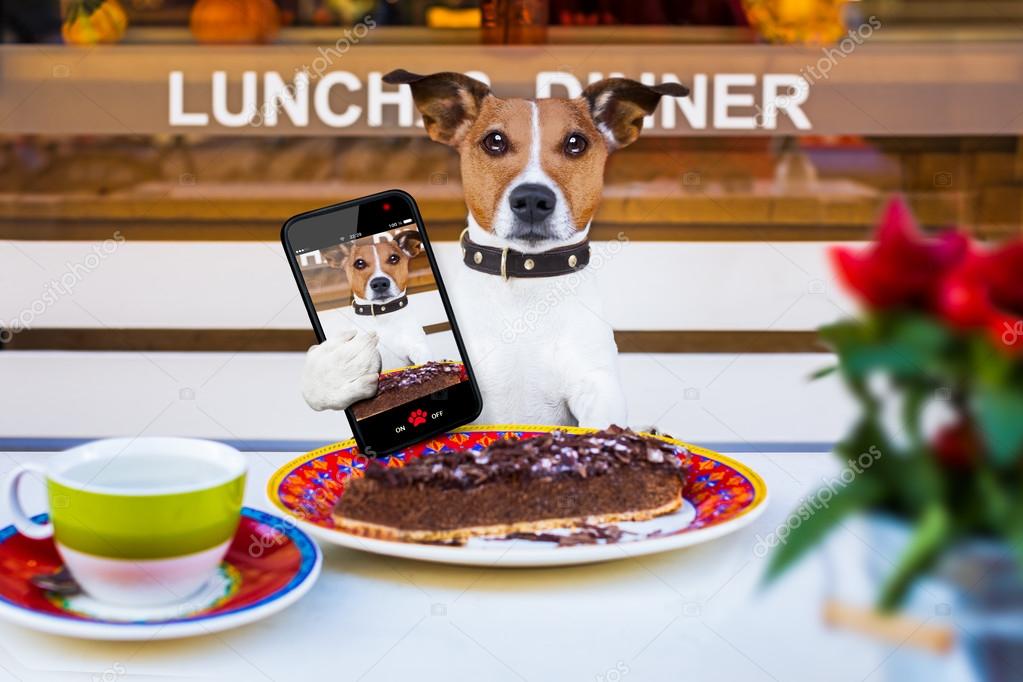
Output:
[508,183,557,242]
[368,276,398,301]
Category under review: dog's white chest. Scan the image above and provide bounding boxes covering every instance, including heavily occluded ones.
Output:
[320,308,427,369]
[367,315,427,369]
[446,265,613,425]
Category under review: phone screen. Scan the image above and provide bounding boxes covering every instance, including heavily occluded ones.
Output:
[283,191,481,455]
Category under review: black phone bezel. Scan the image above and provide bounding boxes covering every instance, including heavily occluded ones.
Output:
[281,188,483,456]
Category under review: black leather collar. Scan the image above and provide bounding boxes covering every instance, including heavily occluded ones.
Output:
[352,294,409,317]
[460,229,590,279]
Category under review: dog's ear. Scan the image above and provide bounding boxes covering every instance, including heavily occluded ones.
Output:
[395,230,423,258]
[383,69,491,147]
[321,244,349,269]
[581,78,689,151]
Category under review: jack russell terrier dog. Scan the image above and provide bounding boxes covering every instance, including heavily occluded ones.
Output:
[302,69,689,427]
[318,231,433,371]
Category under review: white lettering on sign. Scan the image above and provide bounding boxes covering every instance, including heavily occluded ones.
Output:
[367,70,413,128]
[537,71,809,130]
[212,70,257,128]
[168,71,208,126]
[167,70,812,131]
[760,74,811,130]
[314,71,362,127]
[671,74,708,130]
[713,73,756,130]
[264,70,309,127]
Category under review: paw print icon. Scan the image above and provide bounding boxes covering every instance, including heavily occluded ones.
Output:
[408,409,428,426]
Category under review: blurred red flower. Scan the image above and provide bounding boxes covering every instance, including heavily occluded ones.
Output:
[938,252,988,328]
[933,419,980,470]
[938,242,1023,353]
[986,242,1023,319]
[831,197,969,310]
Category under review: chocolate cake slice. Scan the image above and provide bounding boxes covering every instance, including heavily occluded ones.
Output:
[334,426,689,542]
[351,361,467,420]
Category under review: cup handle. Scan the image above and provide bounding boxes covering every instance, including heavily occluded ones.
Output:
[5,464,53,539]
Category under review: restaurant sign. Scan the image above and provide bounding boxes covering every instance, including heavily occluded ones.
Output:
[168,69,812,132]
[2,44,1020,137]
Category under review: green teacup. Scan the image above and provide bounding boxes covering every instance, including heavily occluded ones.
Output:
[4,438,246,606]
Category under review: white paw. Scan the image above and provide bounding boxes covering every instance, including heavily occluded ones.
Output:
[408,346,434,366]
[630,424,663,436]
[301,330,382,411]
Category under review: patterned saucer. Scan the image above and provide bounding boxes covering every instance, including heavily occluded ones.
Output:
[0,507,321,640]
[267,425,769,567]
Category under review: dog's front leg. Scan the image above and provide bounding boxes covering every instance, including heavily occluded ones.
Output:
[558,314,628,427]
[408,341,433,366]
[301,330,381,411]
[565,367,628,428]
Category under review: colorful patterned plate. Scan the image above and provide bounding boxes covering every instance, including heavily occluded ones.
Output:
[266,426,768,567]
[0,507,321,640]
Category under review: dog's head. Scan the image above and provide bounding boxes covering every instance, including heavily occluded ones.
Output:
[325,231,423,303]
[384,69,688,250]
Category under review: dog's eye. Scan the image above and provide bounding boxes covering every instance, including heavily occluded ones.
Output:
[481,131,508,156]
[353,259,367,269]
[564,133,588,156]
[387,254,401,265]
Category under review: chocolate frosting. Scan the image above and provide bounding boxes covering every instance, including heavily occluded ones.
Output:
[364,425,688,490]
[376,361,466,396]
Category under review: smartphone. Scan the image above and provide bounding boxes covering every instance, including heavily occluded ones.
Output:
[282,189,482,455]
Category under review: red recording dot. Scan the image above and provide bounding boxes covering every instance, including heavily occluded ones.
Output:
[382,202,391,211]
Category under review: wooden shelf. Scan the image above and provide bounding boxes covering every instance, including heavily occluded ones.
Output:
[1,328,827,354]
[119,25,1023,46]
[1,181,1017,242]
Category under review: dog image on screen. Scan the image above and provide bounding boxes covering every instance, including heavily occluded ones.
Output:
[318,229,432,371]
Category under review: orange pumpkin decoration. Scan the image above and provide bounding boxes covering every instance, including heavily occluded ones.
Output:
[742,0,848,45]
[62,0,129,45]
[190,0,281,44]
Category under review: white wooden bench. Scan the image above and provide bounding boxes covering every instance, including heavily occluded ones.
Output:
[0,238,856,449]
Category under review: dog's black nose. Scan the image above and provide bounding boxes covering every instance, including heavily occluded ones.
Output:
[509,183,556,224]
[369,277,391,293]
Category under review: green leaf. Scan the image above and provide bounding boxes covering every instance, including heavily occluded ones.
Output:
[900,384,930,450]
[972,383,1023,467]
[764,474,883,583]
[809,365,837,380]
[897,315,952,345]
[970,335,1017,385]
[887,446,943,516]
[878,503,951,611]
[1005,498,1023,575]
[843,316,951,379]
[971,468,1013,533]
[817,319,870,349]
